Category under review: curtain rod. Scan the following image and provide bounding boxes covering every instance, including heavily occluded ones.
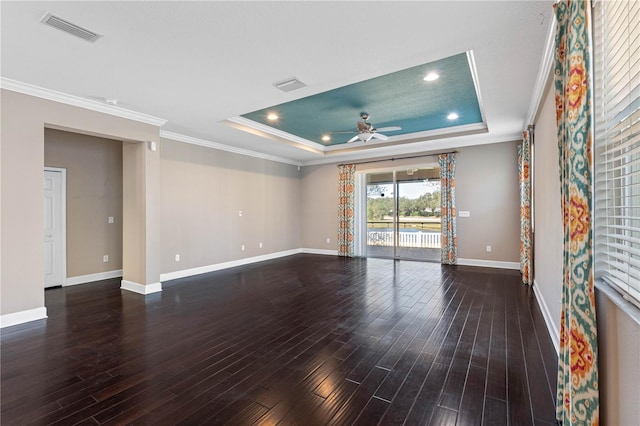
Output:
[337,150,459,167]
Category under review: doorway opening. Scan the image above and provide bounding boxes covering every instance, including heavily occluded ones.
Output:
[364,167,441,261]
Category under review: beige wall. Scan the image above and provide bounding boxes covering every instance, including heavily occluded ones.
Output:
[533,81,563,339]
[455,141,520,262]
[300,141,520,264]
[300,164,339,250]
[533,80,640,425]
[159,138,301,273]
[44,129,123,277]
[1,89,159,316]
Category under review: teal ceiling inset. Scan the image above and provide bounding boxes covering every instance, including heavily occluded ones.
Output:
[240,52,483,146]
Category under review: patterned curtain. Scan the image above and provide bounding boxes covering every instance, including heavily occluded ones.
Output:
[519,129,532,285]
[554,1,599,425]
[337,164,356,257]
[439,153,457,264]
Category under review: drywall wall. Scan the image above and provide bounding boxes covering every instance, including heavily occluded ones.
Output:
[159,138,301,274]
[596,294,640,425]
[533,81,563,340]
[300,141,520,265]
[300,164,340,250]
[1,89,159,318]
[44,129,123,278]
[533,80,640,425]
[455,141,520,263]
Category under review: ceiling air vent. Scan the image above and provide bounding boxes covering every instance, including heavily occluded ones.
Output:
[40,12,101,43]
[274,78,306,93]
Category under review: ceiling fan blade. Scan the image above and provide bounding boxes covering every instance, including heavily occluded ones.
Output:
[372,133,389,141]
[347,135,360,143]
[375,126,401,132]
[331,130,358,134]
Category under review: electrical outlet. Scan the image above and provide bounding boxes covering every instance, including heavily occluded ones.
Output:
[259,242,263,248]
[108,216,114,224]
[486,245,492,252]
[241,244,245,251]
[175,254,180,262]
[326,238,331,244]
[238,210,243,217]
[103,255,109,263]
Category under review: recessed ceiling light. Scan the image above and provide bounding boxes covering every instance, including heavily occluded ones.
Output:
[105,98,119,106]
[321,135,331,142]
[267,113,279,121]
[447,112,459,120]
[423,72,439,82]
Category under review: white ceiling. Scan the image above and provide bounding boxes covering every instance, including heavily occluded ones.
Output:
[0,1,555,165]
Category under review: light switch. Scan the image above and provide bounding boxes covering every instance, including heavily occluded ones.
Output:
[459,211,471,217]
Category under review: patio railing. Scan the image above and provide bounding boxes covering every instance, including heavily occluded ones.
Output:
[367,231,441,248]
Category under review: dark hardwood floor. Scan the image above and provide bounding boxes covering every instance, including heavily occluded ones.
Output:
[1,255,557,425]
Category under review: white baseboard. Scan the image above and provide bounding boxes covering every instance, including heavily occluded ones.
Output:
[121,280,162,295]
[65,269,123,286]
[159,249,302,282]
[457,258,520,270]
[533,279,560,354]
[0,307,48,328]
[300,248,339,256]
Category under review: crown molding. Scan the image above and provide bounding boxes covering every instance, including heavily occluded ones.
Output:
[160,130,301,167]
[227,116,324,151]
[525,16,556,126]
[0,77,168,127]
[466,50,489,127]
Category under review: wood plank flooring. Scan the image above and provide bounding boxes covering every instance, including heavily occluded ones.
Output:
[1,255,558,425]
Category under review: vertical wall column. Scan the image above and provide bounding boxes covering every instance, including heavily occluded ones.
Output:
[121,140,162,294]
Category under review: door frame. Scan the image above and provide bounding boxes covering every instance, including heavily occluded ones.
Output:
[44,167,67,287]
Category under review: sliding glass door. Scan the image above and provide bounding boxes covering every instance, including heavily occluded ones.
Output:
[365,168,441,261]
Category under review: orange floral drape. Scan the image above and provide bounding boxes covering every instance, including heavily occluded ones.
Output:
[518,128,532,285]
[337,164,355,257]
[554,1,599,424]
[438,153,457,264]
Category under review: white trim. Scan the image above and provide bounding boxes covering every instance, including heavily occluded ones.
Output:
[120,280,162,295]
[65,269,123,286]
[160,249,302,282]
[466,50,488,127]
[525,16,556,125]
[44,167,67,288]
[227,116,322,152]
[533,279,560,354]
[1,78,167,127]
[353,173,368,257]
[456,258,520,270]
[160,130,301,167]
[300,248,338,256]
[0,307,48,328]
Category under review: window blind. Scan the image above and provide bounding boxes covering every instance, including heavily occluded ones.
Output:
[594,0,640,306]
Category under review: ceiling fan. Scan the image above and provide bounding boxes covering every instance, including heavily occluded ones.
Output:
[331,112,401,143]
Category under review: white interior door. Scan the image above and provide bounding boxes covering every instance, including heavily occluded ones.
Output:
[44,169,64,288]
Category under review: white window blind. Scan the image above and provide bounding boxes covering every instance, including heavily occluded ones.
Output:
[594,0,640,307]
